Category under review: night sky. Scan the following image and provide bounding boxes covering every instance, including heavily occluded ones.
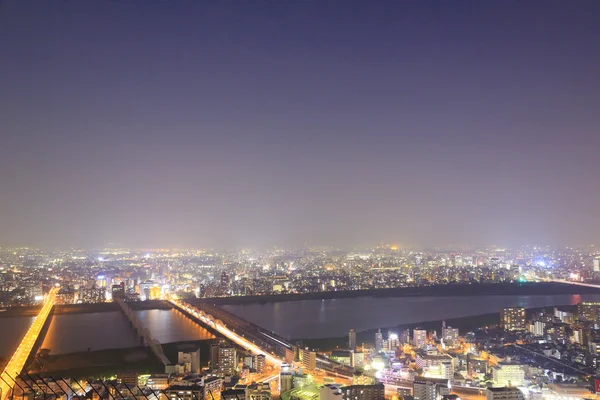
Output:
[1,1,599,249]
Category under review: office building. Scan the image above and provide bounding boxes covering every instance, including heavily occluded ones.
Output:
[349,329,357,350]
[413,377,450,400]
[375,329,383,352]
[301,349,317,371]
[501,308,526,331]
[486,387,525,400]
[341,383,385,400]
[492,363,525,387]
[414,328,427,348]
[595,257,600,272]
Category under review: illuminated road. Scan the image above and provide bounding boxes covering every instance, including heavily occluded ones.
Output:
[0,287,58,400]
[168,298,283,366]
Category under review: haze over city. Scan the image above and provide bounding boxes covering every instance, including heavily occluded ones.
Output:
[1,0,599,249]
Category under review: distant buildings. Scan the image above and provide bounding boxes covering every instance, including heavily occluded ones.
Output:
[501,307,526,331]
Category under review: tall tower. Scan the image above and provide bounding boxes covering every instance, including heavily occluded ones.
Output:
[349,328,357,350]
[375,329,383,352]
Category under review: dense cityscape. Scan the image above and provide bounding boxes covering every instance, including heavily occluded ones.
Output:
[1,245,599,306]
[2,246,600,400]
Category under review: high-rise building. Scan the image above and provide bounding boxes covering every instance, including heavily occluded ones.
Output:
[486,387,525,400]
[594,257,600,272]
[399,329,411,345]
[254,354,266,373]
[375,329,383,352]
[501,308,526,331]
[387,333,400,350]
[413,328,427,348]
[341,384,384,400]
[413,377,450,400]
[218,346,237,376]
[210,344,220,370]
[301,348,317,371]
[349,329,357,350]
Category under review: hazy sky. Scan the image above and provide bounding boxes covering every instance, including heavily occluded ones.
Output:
[1,0,600,249]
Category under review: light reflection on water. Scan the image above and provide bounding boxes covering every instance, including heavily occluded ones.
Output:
[223,293,600,339]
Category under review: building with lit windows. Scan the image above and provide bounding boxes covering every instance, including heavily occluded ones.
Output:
[486,387,524,400]
[218,346,237,376]
[301,348,316,371]
[341,383,384,400]
[492,363,525,387]
[578,302,600,322]
[413,328,427,348]
[375,329,383,352]
[413,377,450,400]
[501,308,526,331]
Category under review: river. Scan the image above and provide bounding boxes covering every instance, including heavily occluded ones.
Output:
[2,294,598,358]
[222,293,600,339]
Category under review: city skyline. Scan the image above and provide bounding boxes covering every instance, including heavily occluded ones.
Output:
[2,0,600,249]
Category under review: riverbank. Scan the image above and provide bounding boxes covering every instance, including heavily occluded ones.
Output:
[203,282,599,305]
[298,304,578,351]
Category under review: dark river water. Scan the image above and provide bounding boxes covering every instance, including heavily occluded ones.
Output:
[222,294,600,339]
[0,309,215,358]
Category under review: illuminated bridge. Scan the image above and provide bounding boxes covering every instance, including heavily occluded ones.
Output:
[170,298,355,377]
[0,287,58,400]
